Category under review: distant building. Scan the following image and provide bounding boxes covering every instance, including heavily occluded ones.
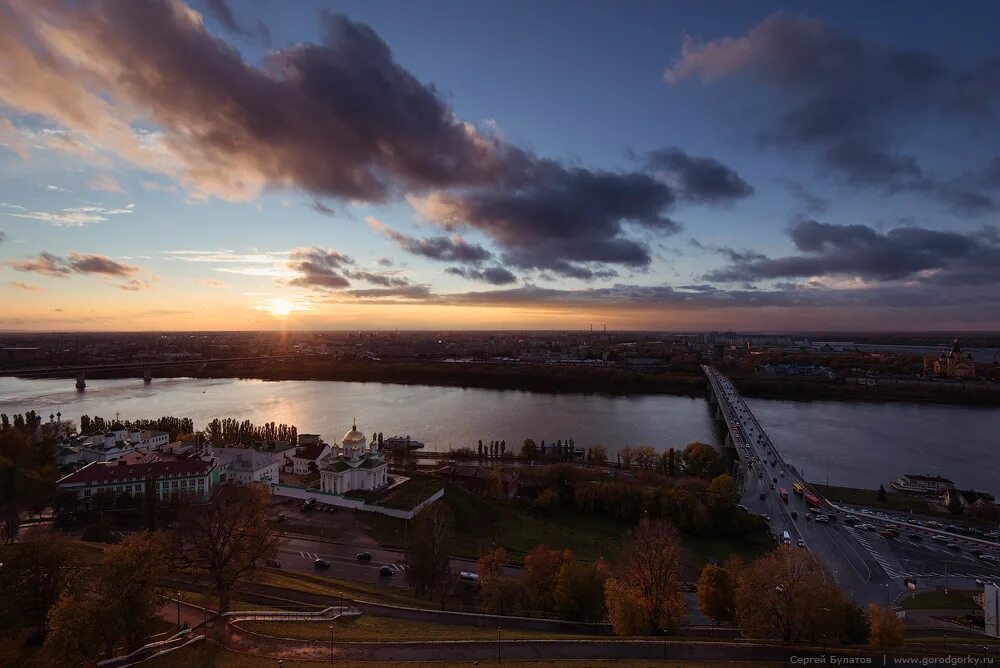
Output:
[891,474,955,495]
[75,423,170,463]
[212,447,281,484]
[56,458,218,507]
[926,339,977,378]
[284,440,333,475]
[318,421,388,493]
[759,363,837,380]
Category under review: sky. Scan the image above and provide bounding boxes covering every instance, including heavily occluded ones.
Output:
[1,0,999,332]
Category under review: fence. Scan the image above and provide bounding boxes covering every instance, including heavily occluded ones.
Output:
[270,482,444,520]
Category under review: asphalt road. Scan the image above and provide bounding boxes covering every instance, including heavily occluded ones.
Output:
[706,367,1000,606]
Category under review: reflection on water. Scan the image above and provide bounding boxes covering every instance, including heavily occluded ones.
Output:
[1,376,997,491]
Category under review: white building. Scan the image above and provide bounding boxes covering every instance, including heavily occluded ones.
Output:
[319,421,388,494]
[284,440,333,475]
[77,423,171,463]
[211,447,281,484]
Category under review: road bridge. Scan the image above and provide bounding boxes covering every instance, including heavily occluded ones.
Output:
[702,365,1000,607]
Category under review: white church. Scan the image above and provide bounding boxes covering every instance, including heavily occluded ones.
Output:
[318,421,389,494]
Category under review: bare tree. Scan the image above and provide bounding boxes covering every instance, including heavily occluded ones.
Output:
[404,502,454,601]
[169,484,282,613]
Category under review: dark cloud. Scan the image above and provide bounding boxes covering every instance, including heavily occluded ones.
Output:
[666,14,996,214]
[203,0,240,34]
[312,200,336,215]
[342,269,409,288]
[781,180,830,214]
[65,252,139,276]
[376,257,394,267]
[6,252,71,278]
[705,219,1000,286]
[646,147,753,203]
[416,160,680,279]
[6,251,139,278]
[284,246,410,289]
[345,285,433,299]
[3,2,748,280]
[445,265,518,285]
[203,0,272,46]
[285,247,352,289]
[1,3,511,201]
[370,219,493,263]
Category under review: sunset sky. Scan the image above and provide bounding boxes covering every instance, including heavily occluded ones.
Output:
[1,0,999,331]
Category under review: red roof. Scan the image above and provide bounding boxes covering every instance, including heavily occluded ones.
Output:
[57,459,214,486]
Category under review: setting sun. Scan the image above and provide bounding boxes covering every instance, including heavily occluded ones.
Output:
[253,298,311,318]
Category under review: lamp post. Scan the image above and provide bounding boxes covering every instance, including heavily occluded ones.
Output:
[329,624,335,664]
[497,625,502,665]
[175,589,181,629]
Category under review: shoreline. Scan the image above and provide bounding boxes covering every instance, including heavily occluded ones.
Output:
[4,358,999,407]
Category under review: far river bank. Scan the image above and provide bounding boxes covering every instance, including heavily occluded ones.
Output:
[8,358,1000,406]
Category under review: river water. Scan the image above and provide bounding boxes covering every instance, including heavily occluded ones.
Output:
[1,376,997,492]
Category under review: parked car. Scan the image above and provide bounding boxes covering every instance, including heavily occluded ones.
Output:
[356,552,372,561]
[314,558,331,568]
[797,538,806,548]
[759,493,767,500]
[815,515,830,524]
[379,564,396,577]
[947,543,961,551]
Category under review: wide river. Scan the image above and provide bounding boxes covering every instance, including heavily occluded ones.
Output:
[1,376,997,492]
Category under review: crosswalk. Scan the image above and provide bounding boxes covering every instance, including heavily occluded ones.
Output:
[846,527,907,578]
[298,551,321,560]
[846,527,1000,580]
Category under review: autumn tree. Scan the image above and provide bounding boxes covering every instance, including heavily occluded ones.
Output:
[634,446,657,470]
[682,442,720,479]
[734,546,844,642]
[604,518,685,635]
[478,546,519,615]
[521,439,539,461]
[45,532,166,663]
[589,445,608,466]
[554,559,608,621]
[696,561,739,624]
[706,474,738,514]
[619,447,635,469]
[169,484,282,613]
[0,536,80,639]
[521,545,573,614]
[405,502,454,601]
[868,604,904,649]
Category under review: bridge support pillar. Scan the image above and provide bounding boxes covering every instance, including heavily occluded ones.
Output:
[75,372,86,391]
[714,405,723,421]
[143,368,152,384]
[724,431,734,449]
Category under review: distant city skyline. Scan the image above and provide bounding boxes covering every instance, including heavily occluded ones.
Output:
[1,0,999,331]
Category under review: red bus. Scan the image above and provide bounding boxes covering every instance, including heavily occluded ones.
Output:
[804,494,821,508]
[778,488,789,502]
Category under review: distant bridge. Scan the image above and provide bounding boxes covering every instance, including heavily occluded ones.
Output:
[0,353,326,389]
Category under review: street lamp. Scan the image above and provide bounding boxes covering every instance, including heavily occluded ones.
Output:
[497,625,502,665]
[329,624,335,664]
